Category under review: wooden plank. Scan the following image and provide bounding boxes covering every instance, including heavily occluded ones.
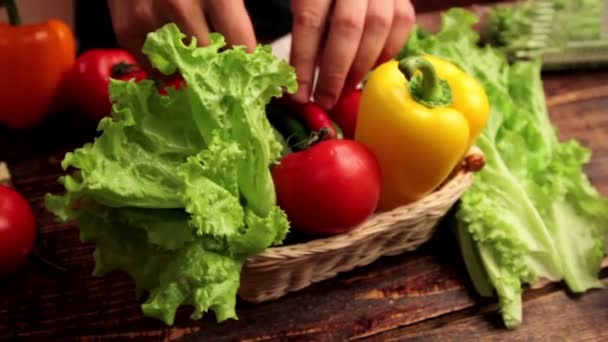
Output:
[0,229,478,341]
[363,277,608,342]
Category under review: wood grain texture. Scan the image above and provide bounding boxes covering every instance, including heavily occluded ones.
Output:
[0,64,607,342]
[363,277,608,342]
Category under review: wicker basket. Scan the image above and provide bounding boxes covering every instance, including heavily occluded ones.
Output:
[238,149,485,303]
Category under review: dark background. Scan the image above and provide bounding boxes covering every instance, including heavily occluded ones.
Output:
[74,0,505,53]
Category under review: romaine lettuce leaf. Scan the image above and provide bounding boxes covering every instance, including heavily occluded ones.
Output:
[401,8,608,329]
[45,23,297,325]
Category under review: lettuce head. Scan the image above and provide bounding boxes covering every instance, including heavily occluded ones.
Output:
[45,23,297,325]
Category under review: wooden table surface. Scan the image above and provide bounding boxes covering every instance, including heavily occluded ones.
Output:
[1,25,608,342]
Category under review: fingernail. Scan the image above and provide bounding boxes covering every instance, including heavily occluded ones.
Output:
[316,93,335,110]
[292,82,310,103]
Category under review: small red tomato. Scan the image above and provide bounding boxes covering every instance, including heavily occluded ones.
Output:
[0,185,36,279]
[278,99,338,138]
[158,76,186,95]
[330,88,361,139]
[112,62,148,83]
[272,139,382,235]
[67,49,147,120]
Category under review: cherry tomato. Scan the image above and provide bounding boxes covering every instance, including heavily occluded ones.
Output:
[0,185,36,279]
[272,139,382,235]
[286,100,338,138]
[113,63,148,83]
[158,76,186,95]
[67,49,147,120]
[330,88,361,139]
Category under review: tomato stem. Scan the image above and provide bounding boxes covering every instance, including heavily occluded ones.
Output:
[1,0,21,26]
[111,62,140,77]
[292,127,333,150]
[398,56,452,108]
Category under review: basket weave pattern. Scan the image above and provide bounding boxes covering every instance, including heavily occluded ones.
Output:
[239,167,476,303]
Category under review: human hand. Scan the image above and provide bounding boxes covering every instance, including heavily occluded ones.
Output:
[107,0,257,70]
[289,0,415,110]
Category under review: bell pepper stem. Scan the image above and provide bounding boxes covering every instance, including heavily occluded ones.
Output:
[398,56,452,108]
[399,57,441,101]
[1,0,21,26]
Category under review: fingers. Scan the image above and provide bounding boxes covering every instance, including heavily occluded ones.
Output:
[314,0,367,109]
[108,0,257,69]
[378,0,415,64]
[108,0,161,53]
[289,0,333,103]
[288,0,416,109]
[108,0,165,70]
[159,0,210,46]
[346,0,394,87]
[207,0,257,52]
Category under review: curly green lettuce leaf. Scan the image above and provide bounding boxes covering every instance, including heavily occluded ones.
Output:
[507,63,608,292]
[59,79,202,208]
[402,8,608,329]
[45,23,296,325]
[142,24,296,216]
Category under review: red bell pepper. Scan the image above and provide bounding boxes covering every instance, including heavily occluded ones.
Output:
[0,0,76,129]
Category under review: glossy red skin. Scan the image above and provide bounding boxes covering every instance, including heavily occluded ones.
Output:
[67,49,145,120]
[277,98,338,137]
[158,76,186,95]
[0,186,36,279]
[330,88,361,139]
[115,68,148,82]
[272,140,382,235]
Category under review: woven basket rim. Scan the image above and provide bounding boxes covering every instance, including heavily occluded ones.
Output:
[246,168,474,264]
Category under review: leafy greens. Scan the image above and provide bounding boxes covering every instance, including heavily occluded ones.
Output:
[45,23,297,325]
[400,8,608,329]
[484,0,605,55]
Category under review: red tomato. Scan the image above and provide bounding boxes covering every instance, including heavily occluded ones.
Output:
[158,76,186,95]
[272,140,382,235]
[330,88,361,139]
[113,63,148,83]
[276,98,338,138]
[0,186,36,279]
[67,49,147,120]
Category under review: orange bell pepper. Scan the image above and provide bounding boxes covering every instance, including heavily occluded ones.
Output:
[0,0,76,129]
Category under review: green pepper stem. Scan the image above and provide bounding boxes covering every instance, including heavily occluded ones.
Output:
[1,0,21,26]
[398,56,442,102]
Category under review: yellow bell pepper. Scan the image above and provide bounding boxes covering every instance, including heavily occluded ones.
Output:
[354,55,490,211]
